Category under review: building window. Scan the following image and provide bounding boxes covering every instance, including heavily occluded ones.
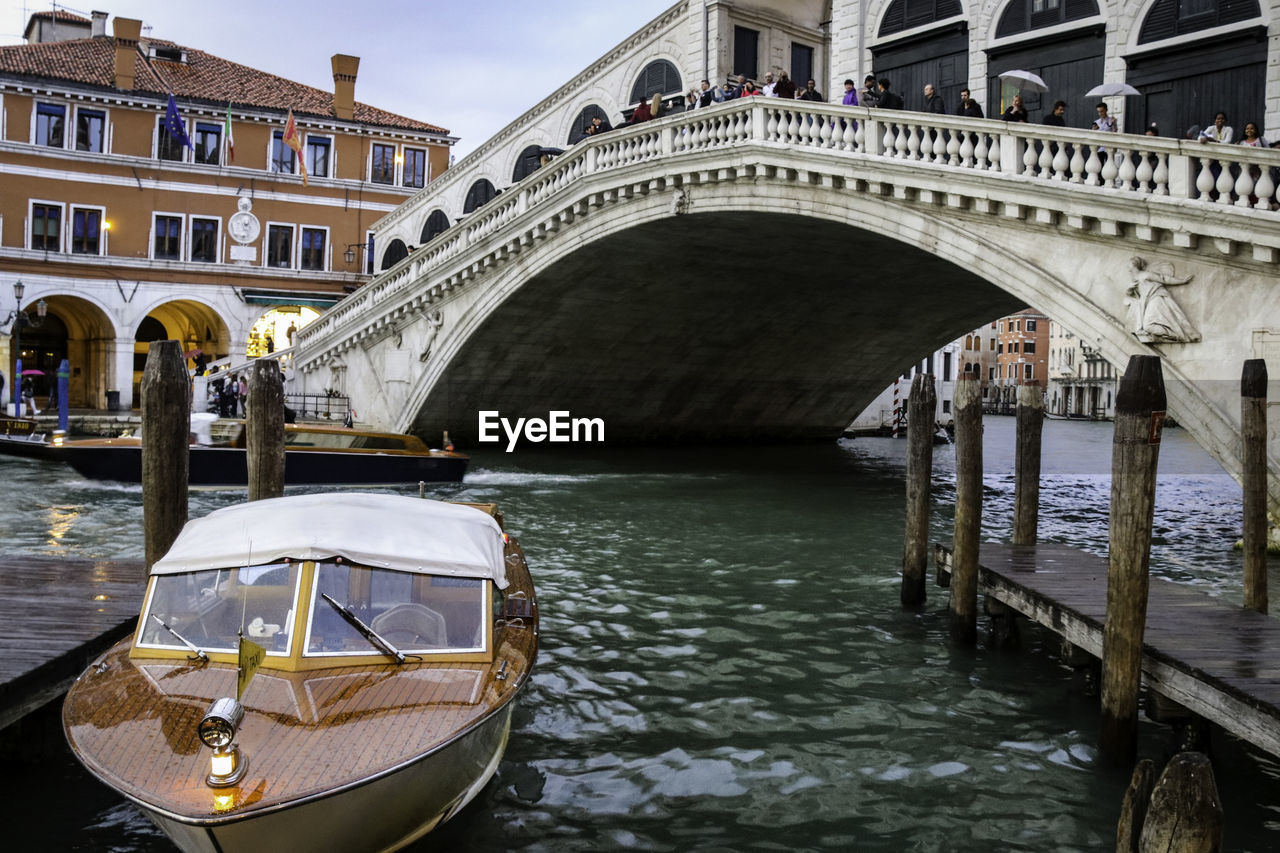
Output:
[878,0,965,37]
[75,108,105,153]
[1138,0,1258,43]
[989,366,996,381]
[420,209,450,243]
[463,178,497,213]
[1024,363,1034,380]
[371,144,396,184]
[1023,341,1036,354]
[997,342,1004,354]
[629,60,682,105]
[194,123,222,165]
[733,27,759,79]
[31,203,62,250]
[300,227,326,271]
[267,224,294,268]
[996,0,1099,37]
[1026,319,1037,332]
[942,400,952,414]
[271,132,295,173]
[154,215,182,260]
[306,137,331,179]
[191,218,219,262]
[403,147,426,188]
[791,43,814,87]
[943,351,953,381]
[70,207,102,255]
[36,103,66,148]
[157,117,186,161]
[381,239,408,270]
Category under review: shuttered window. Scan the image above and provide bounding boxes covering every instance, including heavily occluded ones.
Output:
[1137,0,1260,43]
[419,210,449,244]
[878,0,963,37]
[995,0,1098,38]
[512,145,544,183]
[628,60,682,104]
[463,179,497,214]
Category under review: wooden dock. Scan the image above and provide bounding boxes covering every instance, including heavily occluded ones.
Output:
[934,541,1280,758]
[0,554,144,730]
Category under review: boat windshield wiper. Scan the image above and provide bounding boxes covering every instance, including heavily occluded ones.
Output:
[321,593,406,664]
[150,614,209,663]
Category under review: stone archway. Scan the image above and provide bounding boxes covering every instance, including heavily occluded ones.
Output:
[12,294,115,410]
[131,299,230,404]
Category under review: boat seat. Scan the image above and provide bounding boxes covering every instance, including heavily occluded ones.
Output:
[371,603,447,648]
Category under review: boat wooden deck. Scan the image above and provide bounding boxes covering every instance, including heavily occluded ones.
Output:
[0,554,145,730]
[934,541,1280,757]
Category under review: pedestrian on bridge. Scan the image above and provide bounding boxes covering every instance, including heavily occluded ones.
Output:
[1043,100,1067,126]
[923,84,945,114]
[1002,94,1028,122]
[842,79,858,106]
[876,79,903,110]
[957,88,983,118]
[860,75,880,108]
[775,71,797,100]
[797,79,823,101]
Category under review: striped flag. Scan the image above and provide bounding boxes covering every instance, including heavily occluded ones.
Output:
[282,109,307,185]
[224,102,235,163]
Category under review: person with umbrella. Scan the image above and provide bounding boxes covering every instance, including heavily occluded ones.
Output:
[1092,102,1118,133]
[1002,94,1029,122]
[20,374,35,416]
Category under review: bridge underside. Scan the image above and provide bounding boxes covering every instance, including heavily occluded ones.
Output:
[412,212,1022,443]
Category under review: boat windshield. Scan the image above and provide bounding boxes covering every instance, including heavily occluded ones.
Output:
[304,562,486,656]
[284,431,409,450]
[137,563,301,656]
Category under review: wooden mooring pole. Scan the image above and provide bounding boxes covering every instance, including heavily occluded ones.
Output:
[247,359,286,501]
[902,373,936,607]
[1242,358,1268,613]
[1100,355,1166,765]
[1013,382,1044,546]
[141,340,189,571]
[950,370,982,644]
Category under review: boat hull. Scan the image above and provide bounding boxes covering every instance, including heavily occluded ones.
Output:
[140,704,514,853]
[60,444,466,485]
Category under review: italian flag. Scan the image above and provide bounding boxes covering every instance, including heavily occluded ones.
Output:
[224,101,235,163]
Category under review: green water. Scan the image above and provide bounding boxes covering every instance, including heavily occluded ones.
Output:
[4,417,1279,851]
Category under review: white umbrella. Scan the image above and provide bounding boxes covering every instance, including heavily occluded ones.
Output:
[1086,82,1141,97]
[998,69,1049,93]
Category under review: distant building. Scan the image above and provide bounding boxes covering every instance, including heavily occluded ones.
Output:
[989,308,1049,414]
[0,12,455,410]
[1047,324,1118,419]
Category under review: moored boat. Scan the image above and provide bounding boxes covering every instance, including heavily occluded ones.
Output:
[63,493,538,852]
[25,422,468,485]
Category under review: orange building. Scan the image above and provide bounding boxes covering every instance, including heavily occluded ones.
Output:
[0,12,453,410]
[990,308,1049,413]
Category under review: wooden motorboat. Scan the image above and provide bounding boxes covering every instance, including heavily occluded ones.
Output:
[51,422,468,486]
[0,416,56,459]
[64,493,537,853]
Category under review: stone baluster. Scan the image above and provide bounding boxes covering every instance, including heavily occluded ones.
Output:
[843,116,858,151]
[1152,152,1169,195]
[962,133,977,168]
[1234,163,1257,208]
[1255,164,1275,210]
[1194,158,1216,200]
[809,112,825,147]
[1050,142,1069,180]
[946,129,961,166]
[1215,159,1236,203]
[766,109,779,141]
[1101,149,1120,187]
[917,125,931,161]
[1023,137,1039,176]
[1084,146,1102,185]
[1069,144,1084,182]
[1035,139,1052,178]
[1135,151,1154,193]
[895,123,909,158]
[987,134,1001,170]
[883,122,896,157]
[787,111,801,144]
[1116,149,1136,190]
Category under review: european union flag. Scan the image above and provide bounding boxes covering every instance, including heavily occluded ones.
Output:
[164,94,194,151]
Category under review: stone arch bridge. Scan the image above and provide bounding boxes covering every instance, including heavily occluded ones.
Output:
[293,99,1280,512]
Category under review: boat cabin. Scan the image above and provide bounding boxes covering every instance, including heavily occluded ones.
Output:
[130,494,509,670]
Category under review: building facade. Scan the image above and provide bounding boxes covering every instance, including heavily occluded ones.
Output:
[1047,322,1118,418]
[0,12,454,410]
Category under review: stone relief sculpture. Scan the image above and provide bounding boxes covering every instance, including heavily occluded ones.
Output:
[418,309,445,362]
[1124,257,1200,344]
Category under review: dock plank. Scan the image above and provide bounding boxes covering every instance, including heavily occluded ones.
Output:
[0,554,145,730]
[935,541,1280,758]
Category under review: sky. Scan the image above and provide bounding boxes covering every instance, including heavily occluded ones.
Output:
[0,0,677,159]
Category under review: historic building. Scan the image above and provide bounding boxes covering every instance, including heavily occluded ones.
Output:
[0,12,454,410]
[1047,321,1118,418]
[988,308,1049,412]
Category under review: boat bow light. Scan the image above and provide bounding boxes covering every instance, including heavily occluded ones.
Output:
[200,697,249,787]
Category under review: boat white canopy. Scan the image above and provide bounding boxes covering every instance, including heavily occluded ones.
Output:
[151,493,508,588]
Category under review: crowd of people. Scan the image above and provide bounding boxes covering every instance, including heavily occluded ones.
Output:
[598,67,1276,154]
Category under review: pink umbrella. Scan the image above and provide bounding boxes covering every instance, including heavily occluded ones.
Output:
[19,369,43,375]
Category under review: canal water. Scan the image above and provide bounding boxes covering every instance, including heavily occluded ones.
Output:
[4,417,1279,851]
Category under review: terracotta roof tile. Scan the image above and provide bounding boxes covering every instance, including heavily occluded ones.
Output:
[29,10,92,23]
[0,37,448,135]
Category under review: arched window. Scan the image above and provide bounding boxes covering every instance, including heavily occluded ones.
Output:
[1138,0,1260,43]
[629,60,681,105]
[995,0,1099,39]
[463,178,497,214]
[419,210,449,244]
[512,145,545,183]
[878,0,964,37]
[568,104,609,144]
[381,239,408,270]
[136,316,168,342]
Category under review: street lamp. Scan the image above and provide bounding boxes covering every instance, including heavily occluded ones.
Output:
[6,281,48,418]
[343,243,366,265]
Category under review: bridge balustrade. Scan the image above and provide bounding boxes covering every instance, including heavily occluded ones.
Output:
[298,98,1280,353]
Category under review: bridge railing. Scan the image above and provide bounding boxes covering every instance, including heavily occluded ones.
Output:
[298,98,1280,351]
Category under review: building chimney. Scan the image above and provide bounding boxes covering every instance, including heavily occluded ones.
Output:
[91,11,108,38]
[113,17,142,90]
[331,54,360,121]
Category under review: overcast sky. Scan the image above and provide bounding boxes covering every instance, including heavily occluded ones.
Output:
[0,0,677,158]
